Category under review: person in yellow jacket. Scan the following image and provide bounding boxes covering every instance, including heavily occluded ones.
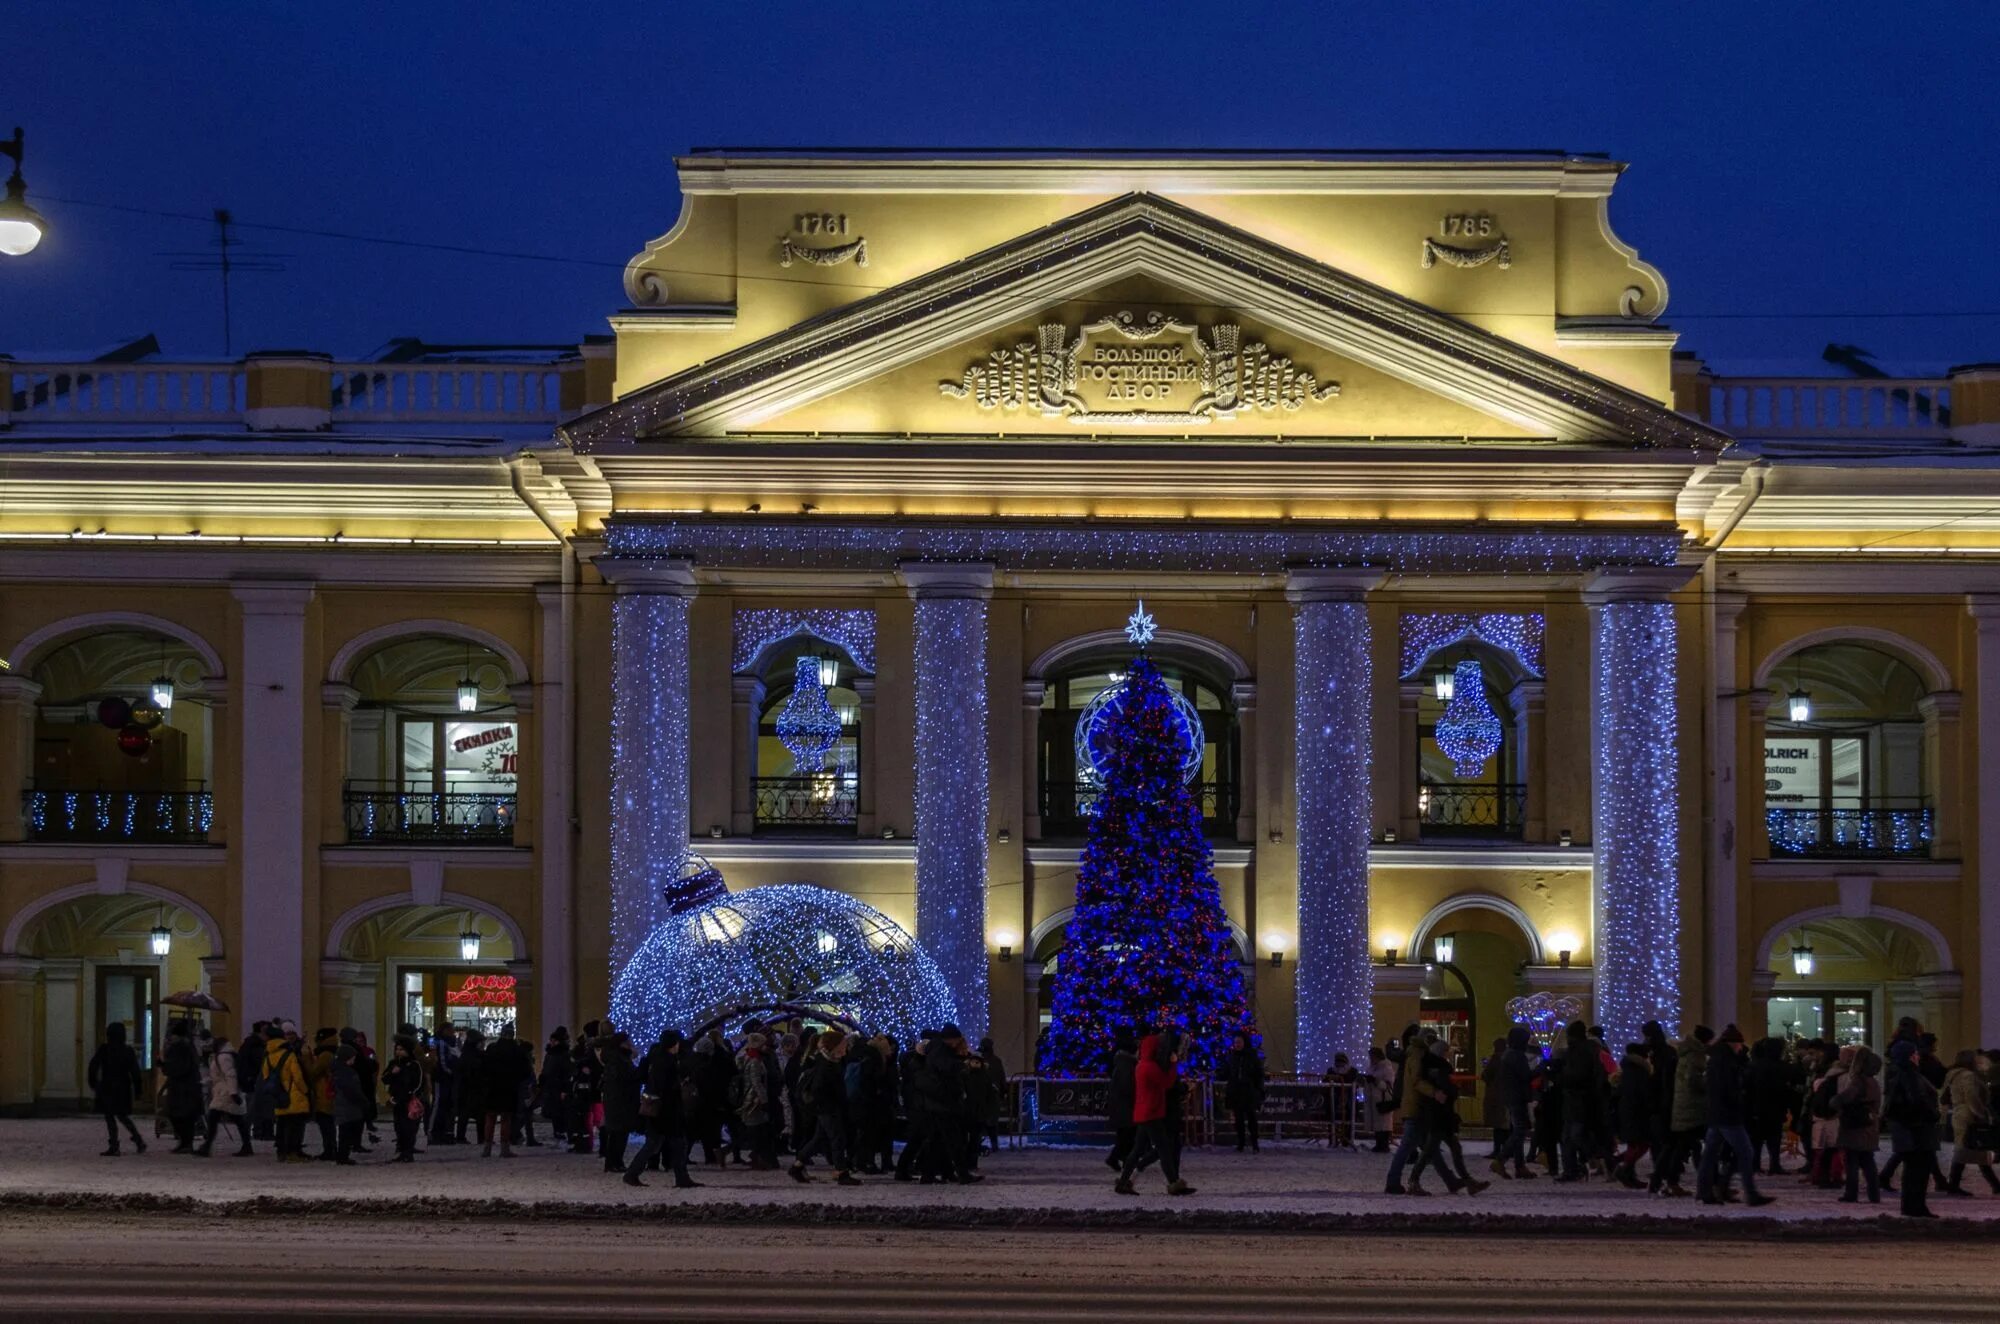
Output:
[306,1028,339,1161]
[262,1027,310,1162]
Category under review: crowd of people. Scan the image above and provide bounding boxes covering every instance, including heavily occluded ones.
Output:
[1336,1015,2000,1218]
[81,1010,2000,1219]
[86,1013,1009,1189]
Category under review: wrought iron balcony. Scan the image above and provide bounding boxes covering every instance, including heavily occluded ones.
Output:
[343,780,515,845]
[1038,779,1238,838]
[1765,799,1933,860]
[753,775,858,830]
[23,785,214,844]
[1418,782,1527,839]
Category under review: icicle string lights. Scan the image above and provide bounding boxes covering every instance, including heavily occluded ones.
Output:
[1399,612,1546,679]
[1294,597,1374,1072]
[1591,597,1680,1046]
[1433,659,1504,776]
[732,608,877,675]
[609,587,692,974]
[912,592,990,1042]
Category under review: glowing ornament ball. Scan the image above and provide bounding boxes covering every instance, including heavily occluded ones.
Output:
[610,855,958,1049]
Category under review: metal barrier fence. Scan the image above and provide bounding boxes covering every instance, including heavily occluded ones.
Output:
[1008,1076,1360,1147]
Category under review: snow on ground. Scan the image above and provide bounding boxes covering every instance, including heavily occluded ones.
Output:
[4,1117,1995,1227]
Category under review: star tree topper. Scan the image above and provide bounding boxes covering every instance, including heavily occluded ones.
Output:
[1125,600,1157,648]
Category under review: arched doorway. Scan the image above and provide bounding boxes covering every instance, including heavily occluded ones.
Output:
[1407,638,1536,840]
[22,630,216,843]
[328,903,523,1047]
[1763,913,1948,1051]
[340,635,522,845]
[10,893,217,1109]
[1408,897,1542,1078]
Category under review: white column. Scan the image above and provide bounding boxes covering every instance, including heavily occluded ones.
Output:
[1584,567,1694,1045]
[1968,596,2000,1043]
[1708,591,1748,1028]
[1287,568,1384,1072]
[601,558,695,977]
[534,583,575,1035]
[40,957,83,1098]
[233,583,313,1018]
[903,562,993,1042]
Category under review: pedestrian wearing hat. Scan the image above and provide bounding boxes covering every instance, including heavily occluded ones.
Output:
[382,1035,424,1162]
[1696,1024,1774,1206]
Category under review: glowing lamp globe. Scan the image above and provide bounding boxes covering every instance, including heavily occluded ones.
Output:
[149,922,172,957]
[1787,688,1812,723]
[0,183,43,257]
[149,675,176,711]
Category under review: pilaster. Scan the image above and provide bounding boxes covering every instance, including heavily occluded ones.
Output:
[232,581,314,1018]
[1708,590,1749,1028]
[1020,680,1046,842]
[1230,680,1257,843]
[0,675,43,844]
[534,582,575,1035]
[729,675,764,836]
[1917,690,1962,861]
[1967,594,2000,1042]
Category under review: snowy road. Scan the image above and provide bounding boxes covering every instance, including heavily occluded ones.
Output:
[0,1214,1992,1321]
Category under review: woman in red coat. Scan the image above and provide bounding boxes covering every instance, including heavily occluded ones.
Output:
[1114,1030,1195,1196]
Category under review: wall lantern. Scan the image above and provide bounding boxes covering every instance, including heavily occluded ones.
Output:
[1433,669,1456,702]
[993,929,1018,963]
[150,675,176,712]
[149,915,173,957]
[459,929,482,961]
[0,127,46,257]
[457,676,479,712]
[1791,937,1815,977]
[1787,687,1812,723]
[1382,946,1399,968]
[1262,931,1287,967]
[1433,932,1455,965]
[816,656,840,687]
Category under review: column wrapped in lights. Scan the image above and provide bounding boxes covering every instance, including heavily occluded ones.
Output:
[1586,569,1689,1046]
[1289,569,1383,1071]
[604,557,696,975]
[905,562,993,1042]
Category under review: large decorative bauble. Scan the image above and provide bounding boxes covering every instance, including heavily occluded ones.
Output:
[1433,659,1503,777]
[117,724,153,757]
[610,866,958,1051]
[1074,676,1204,786]
[127,703,165,730]
[97,697,132,729]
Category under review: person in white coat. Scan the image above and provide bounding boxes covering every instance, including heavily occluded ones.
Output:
[198,1032,252,1156]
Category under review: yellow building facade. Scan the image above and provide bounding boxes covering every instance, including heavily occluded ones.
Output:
[2,151,1995,1108]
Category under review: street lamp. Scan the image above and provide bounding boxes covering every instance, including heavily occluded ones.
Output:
[0,127,45,257]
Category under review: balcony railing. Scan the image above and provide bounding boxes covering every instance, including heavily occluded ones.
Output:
[753,776,859,830]
[1698,377,1953,440]
[344,780,516,845]
[1419,782,1527,839]
[23,786,214,844]
[1765,799,1933,860]
[1038,780,1238,837]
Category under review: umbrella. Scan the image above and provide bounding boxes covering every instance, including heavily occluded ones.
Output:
[161,989,229,1012]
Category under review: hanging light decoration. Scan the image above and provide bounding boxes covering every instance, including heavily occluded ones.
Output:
[459,928,482,961]
[1791,936,1815,977]
[817,655,840,687]
[1787,687,1812,723]
[1433,932,1455,965]
[150,674,176,712]
[1433,659,1502,776]
[1433,668,1455,702]
[149,913,172,957]
[456,643,479,713]
[777,654,843,772]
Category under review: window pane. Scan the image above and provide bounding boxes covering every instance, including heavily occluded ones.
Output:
[442,720,518,789]
[1832,996,1870,1047]
[1768,996,1823,1042]
[401,721,434,786]
[1828,737,1865,805]
[1763,737,1819,808]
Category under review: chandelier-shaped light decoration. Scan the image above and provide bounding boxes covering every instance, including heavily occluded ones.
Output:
[776,655,843,772]
[609,854,959,1049]
[1433,659,1502,776]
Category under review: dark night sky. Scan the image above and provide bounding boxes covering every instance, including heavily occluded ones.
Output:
[6,3,1998,373]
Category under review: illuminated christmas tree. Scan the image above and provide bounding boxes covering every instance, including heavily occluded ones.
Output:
[1038,607,1254,1075]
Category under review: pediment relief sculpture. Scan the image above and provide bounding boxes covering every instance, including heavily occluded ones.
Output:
[938,310,1339,425]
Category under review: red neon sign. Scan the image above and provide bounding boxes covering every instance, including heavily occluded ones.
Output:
[446,973,517,1008]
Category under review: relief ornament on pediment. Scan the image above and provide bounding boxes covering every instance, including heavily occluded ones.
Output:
[938,310,1339,425]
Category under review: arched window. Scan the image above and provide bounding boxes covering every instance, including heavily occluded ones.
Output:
[1410,639,1530,839]
[1763,643,1930,859]
[343,636,519,844]
[1036,655,1239,838]
[752,641,862,832]
[24,631,215,843]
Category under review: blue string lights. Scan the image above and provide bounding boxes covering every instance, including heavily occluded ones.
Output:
[1591,597,1680,1046]
[731,608,877,675]
[609,586,692,975]
[1293,593,1375,1072]
[1399,612,1546,679]
[912,589,990,1042]
[609,857,958,1049]
[1433,659,1504,776]
[1075,678,1204,789]
[776,655,843,772]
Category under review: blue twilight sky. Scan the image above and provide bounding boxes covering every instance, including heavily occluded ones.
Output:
[4,3,1998,373]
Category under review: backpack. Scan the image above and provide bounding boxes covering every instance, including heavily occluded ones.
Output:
[254,1046,295,1112]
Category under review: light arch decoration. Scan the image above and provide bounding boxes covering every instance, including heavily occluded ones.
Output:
[4,611,227,681]
[323,889,531,962]
[2,878,228,958]
[325,619,531,688]
[732,608,877,676]
[1751,626,1951,694]
[1754,903,1953,975]
[1399,612,1545,680]
[1407,892,1547,967]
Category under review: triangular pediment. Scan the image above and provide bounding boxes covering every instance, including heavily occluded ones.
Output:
[564,193,1726,452]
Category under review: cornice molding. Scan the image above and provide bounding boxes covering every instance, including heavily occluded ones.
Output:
[568,193,1724,452]
[0,545,564,588]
